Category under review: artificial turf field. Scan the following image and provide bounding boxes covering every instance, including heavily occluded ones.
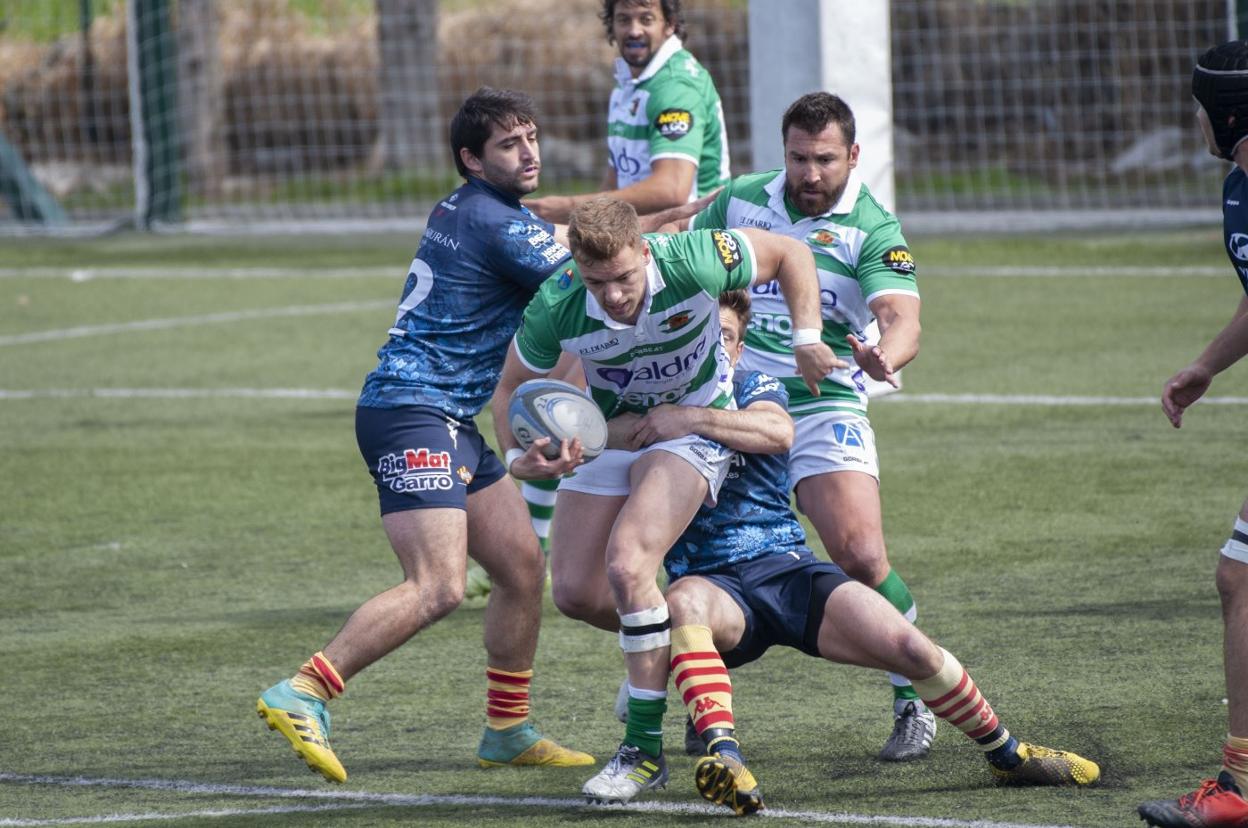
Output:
[2,227,1246,827]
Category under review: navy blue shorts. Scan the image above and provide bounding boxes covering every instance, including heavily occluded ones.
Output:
[355,405,507,515]
[679,548,852,668]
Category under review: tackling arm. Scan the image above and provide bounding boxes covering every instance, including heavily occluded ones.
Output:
[608,399,793,454]
[850,293,922,388]
[526,159,697,224]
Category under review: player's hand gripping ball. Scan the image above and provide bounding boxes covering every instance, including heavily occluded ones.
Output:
[508,379,607,460]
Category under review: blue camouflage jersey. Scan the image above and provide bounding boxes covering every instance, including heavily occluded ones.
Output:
[358,176,572,419]
[665,370,809,577]
[1223,166,1248,297]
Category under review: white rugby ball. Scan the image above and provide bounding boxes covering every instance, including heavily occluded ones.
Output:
[508,379,607,460]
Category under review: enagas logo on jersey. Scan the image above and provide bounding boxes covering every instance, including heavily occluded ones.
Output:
[1230,233,1248,262]
[655,108,693,140]
[881,245,916,274]
[710,230,743,272]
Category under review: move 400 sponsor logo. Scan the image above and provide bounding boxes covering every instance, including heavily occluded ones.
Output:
[378,447,454,493]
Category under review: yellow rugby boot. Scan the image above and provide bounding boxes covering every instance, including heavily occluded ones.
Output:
[256,679,346,783]
[694,739,764,815]
[477,721,594,768]
[991,742,1099,787]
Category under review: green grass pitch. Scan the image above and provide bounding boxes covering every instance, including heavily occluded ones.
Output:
[1,227,1246,826]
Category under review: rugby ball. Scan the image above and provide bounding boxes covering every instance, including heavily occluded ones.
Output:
[508,379,607,460]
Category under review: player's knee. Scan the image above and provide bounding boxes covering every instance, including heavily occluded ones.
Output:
[605,557,655,601]
[551,578,610,623]
[402,576,463,623]
[892,628,942,679]
[1216,555,1248,611]
[664,582,708,627]
[486,541,545,594]
[834,542,889,585]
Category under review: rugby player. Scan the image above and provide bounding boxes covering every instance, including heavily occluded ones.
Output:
[619,290,1100,813]
[526,0,729,224]
[655,91,934,761]
[492,196,839,803]
[1138,40,1248,828]
[254,88,592,783]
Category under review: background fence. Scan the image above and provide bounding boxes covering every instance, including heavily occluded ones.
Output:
[0,0,1233,233]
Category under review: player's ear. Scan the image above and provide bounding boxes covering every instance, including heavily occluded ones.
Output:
[848,143,860,169]
[460,147,483,176]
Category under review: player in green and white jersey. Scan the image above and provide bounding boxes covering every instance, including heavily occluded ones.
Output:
[687,92,932,762]
[527,0,729,224]
[493,197,837,804]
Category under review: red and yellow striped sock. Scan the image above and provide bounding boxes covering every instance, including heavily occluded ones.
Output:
[671,625,735,743]
[912,648,1011,752]
[290,651,344,702]
[486,667,532,731]
[1223,735,1248,792]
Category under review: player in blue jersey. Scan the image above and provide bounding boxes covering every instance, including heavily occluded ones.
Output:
[608,291,1099,813]
[254,88,594,783]
[1138,41,1248,828]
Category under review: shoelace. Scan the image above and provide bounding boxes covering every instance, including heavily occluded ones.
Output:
[606,744,641,775]
[1177,778,1227,807]
[894,704,929,741]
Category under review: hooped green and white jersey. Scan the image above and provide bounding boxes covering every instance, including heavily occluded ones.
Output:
[692,169,918,418]
[606,35,730,200]
[514,229,756,418]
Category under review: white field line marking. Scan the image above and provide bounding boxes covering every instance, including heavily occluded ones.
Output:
[0,772,1083,828]
[0,267,396,280]
[5,387,1248,409]
[0,803,372,826]
[0,301,392,348]
[0,264,1226,280]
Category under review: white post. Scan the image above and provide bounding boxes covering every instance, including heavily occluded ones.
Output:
[748,0,895,211]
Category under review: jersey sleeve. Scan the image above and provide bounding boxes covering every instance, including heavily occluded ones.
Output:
[855,217,919,303]
[488,216,572,292]
[690,181,731,231]
[658,229,753,298]
[512,292,563,373]
[736,371,788,410]
[644,80,705,169]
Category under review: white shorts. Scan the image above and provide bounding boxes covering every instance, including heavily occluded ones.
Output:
[789,410,880,486]
[558,434,733,506]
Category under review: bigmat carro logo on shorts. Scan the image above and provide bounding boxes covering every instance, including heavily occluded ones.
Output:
[379,447,454,492]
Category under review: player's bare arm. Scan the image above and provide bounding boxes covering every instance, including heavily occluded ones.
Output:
[849,293,922,388]
[1162,295,1248,428]
[528,158,697,224]
[612,401,792,454]
[740,227,844,394]
[492,342,585,478]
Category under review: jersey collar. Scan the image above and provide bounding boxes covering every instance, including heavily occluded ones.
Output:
[766,168,863,221]
[584,252,666,330]
[614,35,684,88]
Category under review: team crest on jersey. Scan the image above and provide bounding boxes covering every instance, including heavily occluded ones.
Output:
[456,465,473,485]
[659,310,694,333]
[1230,233,1248,262]
[655,108,693,140]
[557,268,574,289]
[710,230,743,272]
[881,245,916,274]
[806,228,840,249]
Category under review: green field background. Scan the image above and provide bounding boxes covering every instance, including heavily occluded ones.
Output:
[1,228,1245,826]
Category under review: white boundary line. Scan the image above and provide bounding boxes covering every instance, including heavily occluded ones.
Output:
[0,265,1227,280]
[4,387,1248,409]
[0,772,1083,828]
[0,301,392,348]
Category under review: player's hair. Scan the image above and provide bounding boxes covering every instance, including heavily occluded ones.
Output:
[600,0,686,43]
[781,92,857,146]
[567,197,642,263]
[449,87,537,178]
[1193,41,1248,161]
[718,289,751,331]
